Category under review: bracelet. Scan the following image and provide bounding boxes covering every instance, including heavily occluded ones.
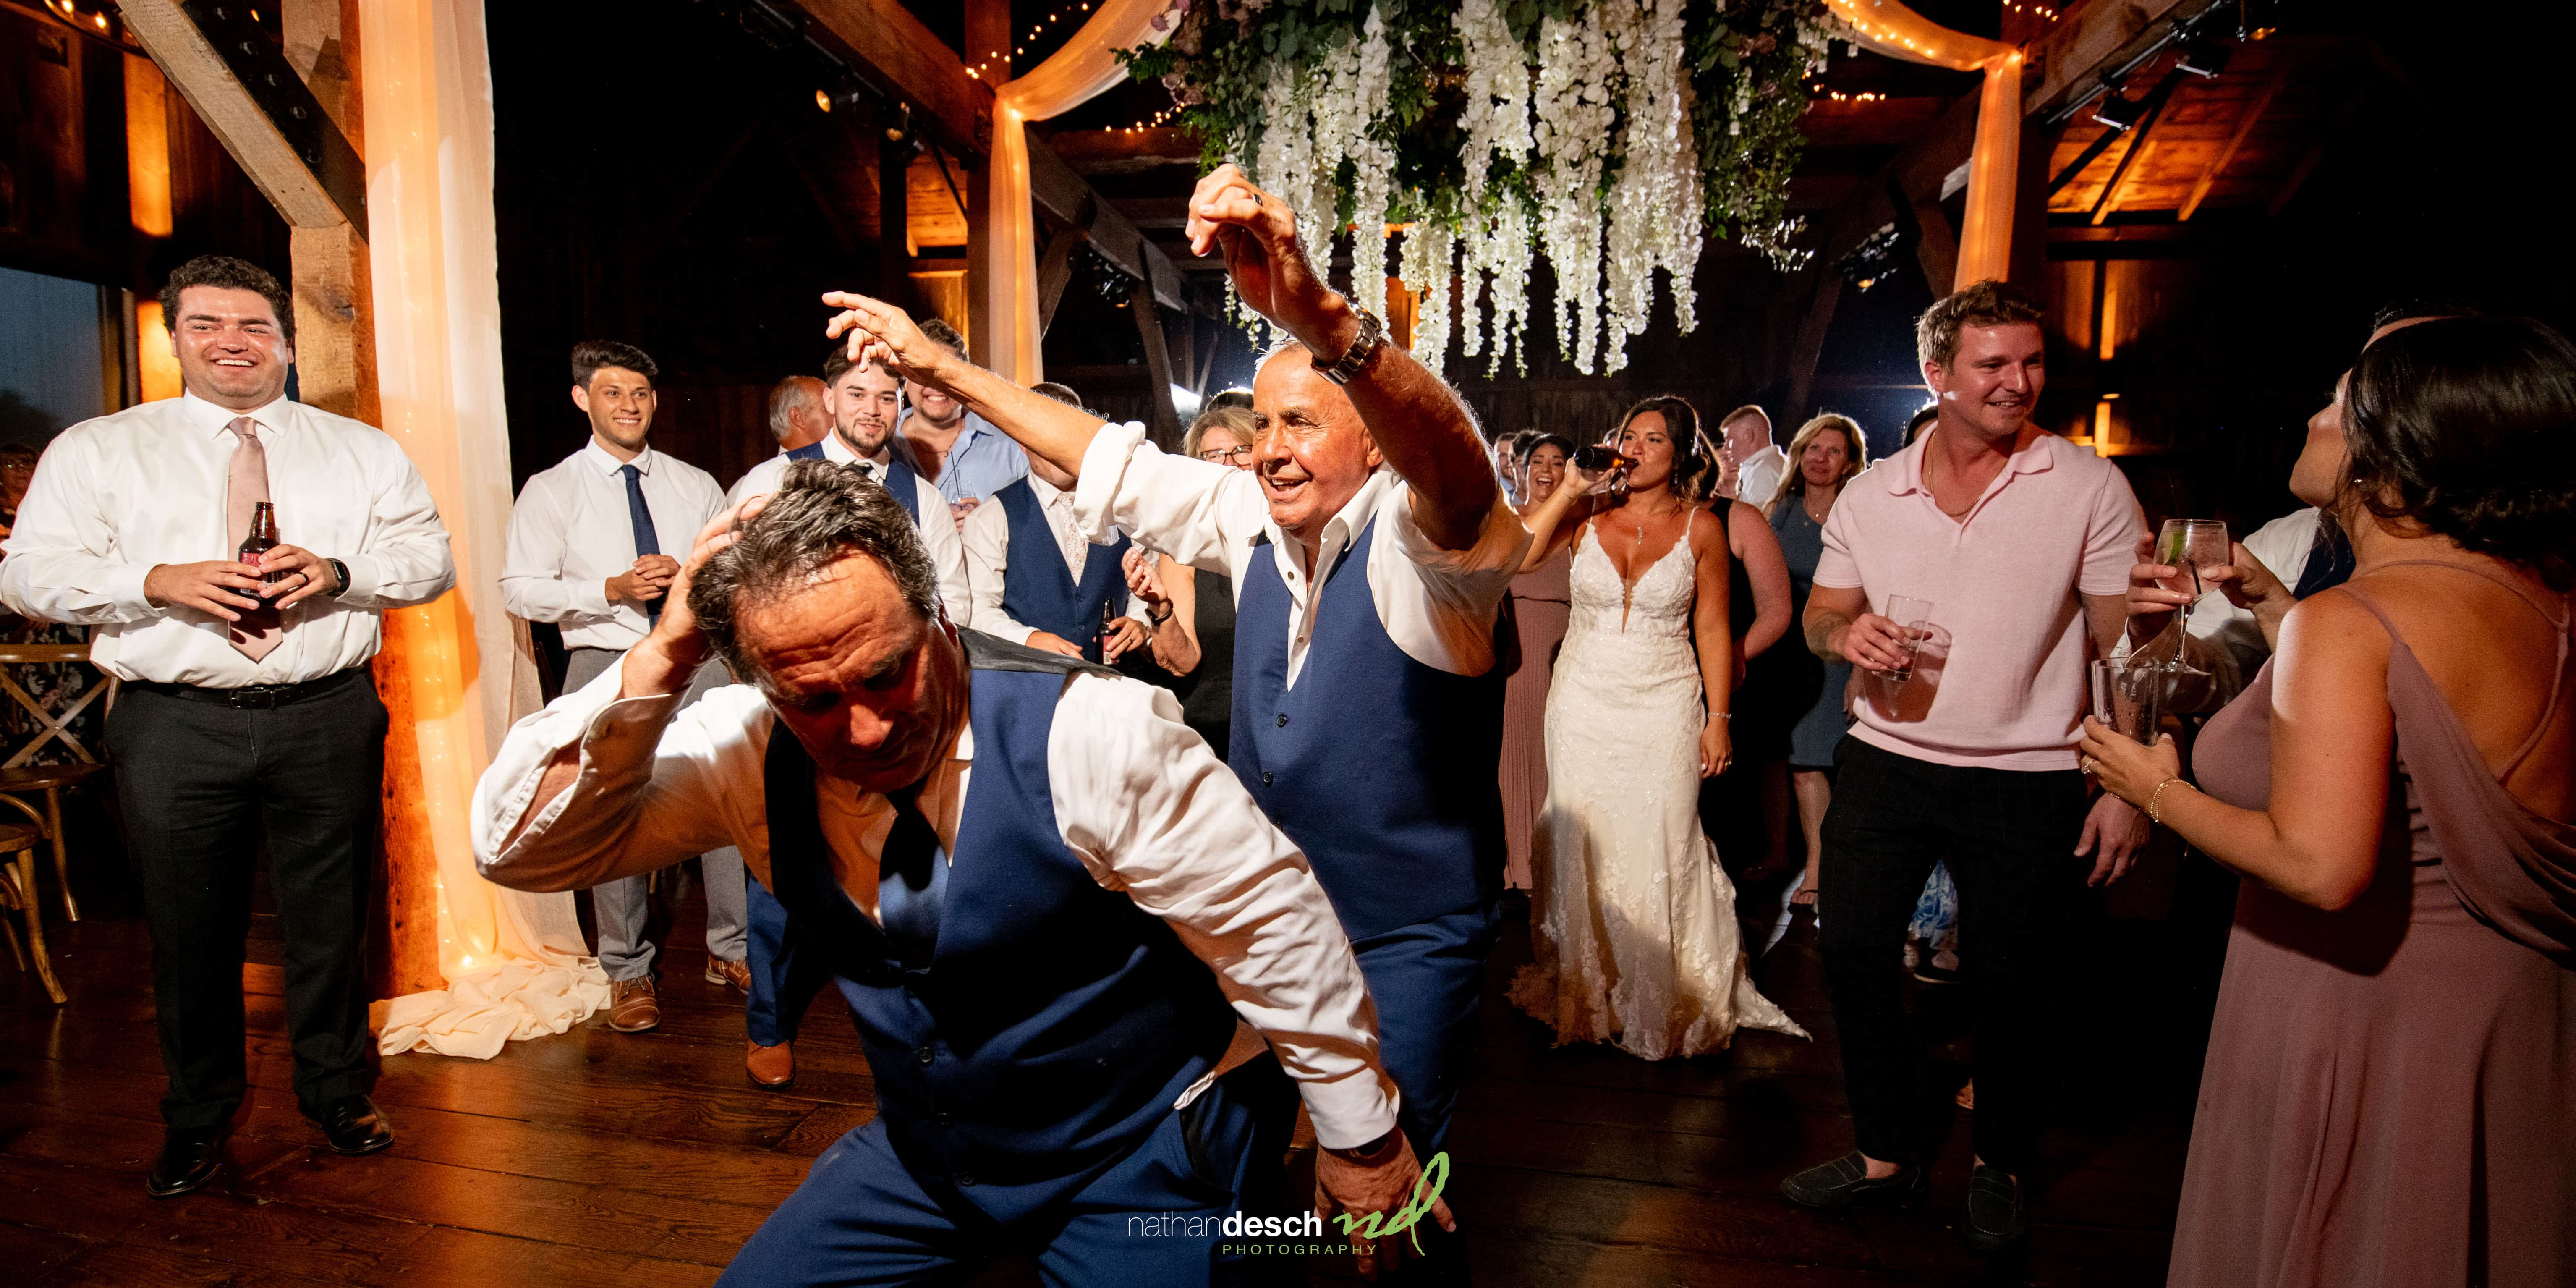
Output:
[1147,603,1173,625]
[2146,777,2196,825]
[1711,712,1733,721]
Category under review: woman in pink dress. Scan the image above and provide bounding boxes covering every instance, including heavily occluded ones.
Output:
[2083,315,2576,1288]
[1499,434,1574,889]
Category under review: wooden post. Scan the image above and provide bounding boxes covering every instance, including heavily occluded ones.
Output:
[882,129,915,309]
[1036,225,1088,335]
[1130,281,1181,448]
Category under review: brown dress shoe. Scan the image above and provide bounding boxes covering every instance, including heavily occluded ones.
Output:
[607,976,661,1033]
[745,1040,795,1088]
[704,956,751,993]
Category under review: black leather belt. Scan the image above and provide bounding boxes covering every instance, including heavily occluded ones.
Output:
[129,666,367,709]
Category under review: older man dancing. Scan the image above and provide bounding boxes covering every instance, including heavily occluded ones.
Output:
[473,463,1445,1284]
[822,162,1527,1280]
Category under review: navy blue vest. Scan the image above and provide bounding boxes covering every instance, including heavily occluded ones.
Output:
[785,441,828,462]
[993,479,1131,665]
[1230,517,1505,940]
[763,631,1236,1222]
[876,455,923,526]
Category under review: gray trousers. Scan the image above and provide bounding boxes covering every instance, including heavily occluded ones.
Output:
[564,647,749,980]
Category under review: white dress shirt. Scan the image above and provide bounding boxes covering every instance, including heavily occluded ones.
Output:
[959,474,1143,647]
[501,442,725,652]
[1070,422,1530,684]
[1737,445,1789,510]
[0,391,456,686]
[727,433,973,628]
[472,662,1399,1149]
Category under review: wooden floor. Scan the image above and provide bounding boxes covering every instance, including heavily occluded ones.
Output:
[0,862,2212,1287]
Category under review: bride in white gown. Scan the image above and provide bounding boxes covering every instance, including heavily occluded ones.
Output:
[1509,397,1807,1059]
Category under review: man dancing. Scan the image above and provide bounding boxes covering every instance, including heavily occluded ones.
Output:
[473,463,1444,1284]
[822,161,1527,1278]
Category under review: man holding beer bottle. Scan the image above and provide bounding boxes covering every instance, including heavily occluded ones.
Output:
[0,255,457,1198]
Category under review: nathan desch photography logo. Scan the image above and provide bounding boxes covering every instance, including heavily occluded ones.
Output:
[1127,1152,1453,1259]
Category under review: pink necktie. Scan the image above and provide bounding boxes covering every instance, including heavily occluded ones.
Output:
[226,417,282,661]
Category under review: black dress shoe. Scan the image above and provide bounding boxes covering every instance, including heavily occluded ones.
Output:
[303,1094,395,1155]
[146,1125,228,1198]
[1779,1151,1929,1211]
[1961,1162,2030,1252]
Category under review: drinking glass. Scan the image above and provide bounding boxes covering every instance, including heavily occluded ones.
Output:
[1884,594,1933,681]
[2158,519,2232,626]
[2092,655,2213,743]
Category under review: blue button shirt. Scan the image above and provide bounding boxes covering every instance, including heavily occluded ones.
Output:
[901,409,1028,505]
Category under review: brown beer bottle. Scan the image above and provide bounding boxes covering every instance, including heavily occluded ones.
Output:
[237,501,283,634]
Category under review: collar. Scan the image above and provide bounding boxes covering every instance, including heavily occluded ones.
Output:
[819,431,861,465]
[1276,466,1395,564]
[182,390,290,438]
[1026,473,1070,507]
[1883,427,2059,496]
[583,440,655,475]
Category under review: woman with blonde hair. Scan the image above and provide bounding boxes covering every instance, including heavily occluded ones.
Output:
[1766,414,1870,909]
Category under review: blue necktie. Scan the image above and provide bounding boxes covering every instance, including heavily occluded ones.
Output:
[876,787,944,969]
[620,463,662,626]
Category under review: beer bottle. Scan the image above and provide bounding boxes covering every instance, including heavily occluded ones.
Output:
[237,501,283,633]
[1572,443,1638,474]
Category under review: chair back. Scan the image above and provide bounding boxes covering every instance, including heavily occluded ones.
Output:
[0,643,118,768]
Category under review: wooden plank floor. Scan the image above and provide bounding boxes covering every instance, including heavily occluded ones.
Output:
[0,868,2206,1286]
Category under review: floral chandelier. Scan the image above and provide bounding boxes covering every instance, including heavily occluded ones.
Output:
[1126,0,1848,376]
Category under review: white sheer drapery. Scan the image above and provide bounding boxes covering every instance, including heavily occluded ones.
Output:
[978,0,1183,383]
[1824,0,2021,287]
[360,0,607,1059]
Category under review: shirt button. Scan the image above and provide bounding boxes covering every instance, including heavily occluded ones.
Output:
[915,1045,935,1065]
[1261,772,1275,786]
[956,1172,976,1186]
[1275,714,1289,727]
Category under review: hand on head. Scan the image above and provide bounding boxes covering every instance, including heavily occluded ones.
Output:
[821,292,952,393]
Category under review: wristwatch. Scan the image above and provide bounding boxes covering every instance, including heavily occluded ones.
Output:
[324,558,352,597]
[1316,305,1386,387]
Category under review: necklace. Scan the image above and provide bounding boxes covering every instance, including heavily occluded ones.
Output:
[1802,487,1833,524]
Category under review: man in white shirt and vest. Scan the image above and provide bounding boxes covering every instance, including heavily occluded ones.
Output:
[958,449,1151,663]
[725,348,971,1088]
[473,463,1449,1283]
[0,255,457,1197]
[500,340,745,1033]
[820,161,1527,1280]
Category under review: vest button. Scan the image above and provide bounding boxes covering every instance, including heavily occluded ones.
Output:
[934,1112,954,1128]
[1275,713,1288,727]
[956,1172,977,1186]
[915,1045,935,1065]
[1261,772,1274,786]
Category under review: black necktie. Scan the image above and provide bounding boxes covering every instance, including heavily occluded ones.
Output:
[876,787,944,969]
[620,463,662,626]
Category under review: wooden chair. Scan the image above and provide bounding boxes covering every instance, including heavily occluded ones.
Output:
[0,642,118,922]
[0,801,65,1003]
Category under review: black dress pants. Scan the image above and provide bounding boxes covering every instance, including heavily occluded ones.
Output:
[109,670,386,1129]
[1816,736,2090,1176]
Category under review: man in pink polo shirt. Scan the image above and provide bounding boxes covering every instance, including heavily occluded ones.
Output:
[1778,281,2147,1253]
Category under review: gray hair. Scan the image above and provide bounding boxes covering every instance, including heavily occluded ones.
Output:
[688,460,942,691]
[765,376,825,444]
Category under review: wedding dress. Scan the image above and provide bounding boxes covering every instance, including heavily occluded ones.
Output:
[1510,518,1807,1059]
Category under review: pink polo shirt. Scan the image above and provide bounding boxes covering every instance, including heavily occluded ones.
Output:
[1813,430,2142,770]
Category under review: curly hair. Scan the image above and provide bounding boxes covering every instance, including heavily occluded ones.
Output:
[2342,315,2576,589]
[160,255,293,344]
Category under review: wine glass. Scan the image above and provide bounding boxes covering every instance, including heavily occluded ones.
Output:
[1884,594,1933,681]
[2158,519,2231,630]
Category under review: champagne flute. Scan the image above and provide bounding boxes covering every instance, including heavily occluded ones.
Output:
[1884,594,1933,682]
[2158,519,2231,631]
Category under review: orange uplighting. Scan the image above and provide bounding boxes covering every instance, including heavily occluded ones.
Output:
[2098,276,2119,361]
[125,55,173,237]
[135,301,184,402]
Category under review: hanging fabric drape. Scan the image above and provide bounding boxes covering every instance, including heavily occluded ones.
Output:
[1823,0,2022,287]
[979,0,1183,383]
[360,0,609,1059]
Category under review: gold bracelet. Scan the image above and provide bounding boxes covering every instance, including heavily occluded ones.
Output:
[2146,777,2196,825]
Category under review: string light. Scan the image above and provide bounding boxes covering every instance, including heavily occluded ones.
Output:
[968,0,1096,81]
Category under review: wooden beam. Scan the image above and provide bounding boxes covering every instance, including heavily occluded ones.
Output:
[1027,135,1187,312]
[1909,196,1959,295]
[787,0,995,160]
[2088,88,2174,225]
[119,0,364,233]
[2020,0,2218,121]
[1043,127,1201,174]
[881,133,914,301]
[2179,64,2288,221]
[1036,225,1088,335]
[1131,282,1182,448]
[2268,89,2365,218]
[1783,270,1844,423]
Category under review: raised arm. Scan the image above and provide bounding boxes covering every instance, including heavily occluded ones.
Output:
[823,296,1106,482]
[1517,460,1610,572]
[1185,164,1493,550]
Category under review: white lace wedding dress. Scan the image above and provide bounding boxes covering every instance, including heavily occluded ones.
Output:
[1510,520,1807,1059]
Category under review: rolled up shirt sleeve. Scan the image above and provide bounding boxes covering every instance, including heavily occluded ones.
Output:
[1068,422,1267,580]
[473,661,773,894]
[1049,673,1401,1150]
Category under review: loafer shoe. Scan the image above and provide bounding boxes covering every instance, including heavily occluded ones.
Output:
[1780,1151,1928,1211]
[303,1093,395,1156]
[1962,1162,2030,1252]
[705,956,751,993]
[146,1124,229,1198]
[608,975,661,1032]
[745,1040,795,1089]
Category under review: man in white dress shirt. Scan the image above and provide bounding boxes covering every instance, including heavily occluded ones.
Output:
[500,340,745,1033]
[472,463,1448,1283]
[821,161,1526,1280]
[765,374,831,457]
[958,449,1150,662]
[1718,404,1787,507]
[0,255,456,1196]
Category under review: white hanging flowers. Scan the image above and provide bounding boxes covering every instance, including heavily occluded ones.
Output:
[1601,0,1700,374]
[1395,220,1454,369]
[1531,8,1616,375]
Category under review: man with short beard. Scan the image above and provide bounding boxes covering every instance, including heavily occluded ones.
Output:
[0,254,455,1195]
[896,316,1026,527]
[1781,280,2148,1252]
